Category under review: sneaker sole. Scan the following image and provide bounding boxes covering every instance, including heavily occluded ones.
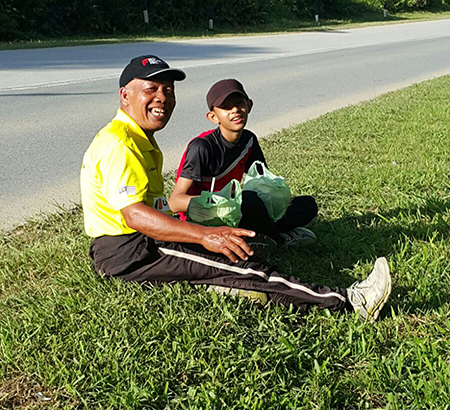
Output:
[246,234,278,258]
[367,257,392,322]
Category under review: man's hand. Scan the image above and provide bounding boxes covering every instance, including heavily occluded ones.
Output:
[121,202,256,263]
[201,226,255,263]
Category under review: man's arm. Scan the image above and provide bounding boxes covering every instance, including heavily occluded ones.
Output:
[121,202,255,263]
[168,176,196,213]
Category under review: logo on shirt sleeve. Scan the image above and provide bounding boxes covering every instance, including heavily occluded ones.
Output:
[153,196,171,213]
[119,186,137,196]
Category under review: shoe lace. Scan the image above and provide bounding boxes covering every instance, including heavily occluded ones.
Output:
[280,230,301,245]
[347,281,369,307]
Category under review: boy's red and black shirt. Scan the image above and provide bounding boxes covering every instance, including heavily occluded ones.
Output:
[176,127,266,196]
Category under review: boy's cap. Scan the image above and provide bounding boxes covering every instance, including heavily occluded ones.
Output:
[206,79,249,110]
[119,55,186,88]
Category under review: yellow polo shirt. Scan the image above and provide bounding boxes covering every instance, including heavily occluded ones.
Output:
[80,109,169,238]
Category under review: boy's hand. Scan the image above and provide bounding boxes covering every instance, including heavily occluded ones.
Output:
[201,227,255,263]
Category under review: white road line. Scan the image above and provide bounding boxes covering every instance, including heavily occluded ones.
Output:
[1,33,448,92]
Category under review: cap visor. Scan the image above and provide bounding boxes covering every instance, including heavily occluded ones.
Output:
[211,90,248,109]
[139,68,186,82]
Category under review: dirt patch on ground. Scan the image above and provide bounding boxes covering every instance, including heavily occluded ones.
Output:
[0,374,77,409]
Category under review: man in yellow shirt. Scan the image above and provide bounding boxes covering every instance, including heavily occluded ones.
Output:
[80,55,392,322]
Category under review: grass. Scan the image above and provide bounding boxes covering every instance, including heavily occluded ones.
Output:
[1,76,449,409]
[1,11,450,50]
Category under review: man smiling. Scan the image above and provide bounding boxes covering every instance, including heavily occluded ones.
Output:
[80,55,392,322]
[81,55,258,272]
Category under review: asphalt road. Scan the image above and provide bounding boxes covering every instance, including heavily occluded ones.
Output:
[1,19,450,231]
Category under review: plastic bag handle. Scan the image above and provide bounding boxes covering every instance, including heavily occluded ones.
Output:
[230,179,239,199]
[254,161,266,177]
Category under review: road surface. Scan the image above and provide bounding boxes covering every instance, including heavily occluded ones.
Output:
[1,19,450,230]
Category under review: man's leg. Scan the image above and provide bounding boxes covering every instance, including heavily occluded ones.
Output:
[90,234,391,320]
[110,240,348,313]
[125,244,391,321]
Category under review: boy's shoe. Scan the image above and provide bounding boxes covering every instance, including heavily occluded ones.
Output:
[347,257,392,322]
[207,285,269,306]
[246,233,278,259]
[279,227,317,248]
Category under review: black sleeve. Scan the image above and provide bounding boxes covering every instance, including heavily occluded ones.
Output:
[245,133,267,172]
[179,138,210,182]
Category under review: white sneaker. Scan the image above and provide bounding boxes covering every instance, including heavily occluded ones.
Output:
[280,227,317,248]
[207,285,269,306]
[347,257,392,322]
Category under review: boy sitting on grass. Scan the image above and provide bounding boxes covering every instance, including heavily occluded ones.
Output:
[169,79,318,248]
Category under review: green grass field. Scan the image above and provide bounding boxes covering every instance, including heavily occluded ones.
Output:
[1,76,449,409]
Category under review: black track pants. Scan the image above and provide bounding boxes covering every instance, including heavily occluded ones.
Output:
[90,233,347,314]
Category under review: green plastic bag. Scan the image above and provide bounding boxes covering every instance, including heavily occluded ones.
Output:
[187,179,242,227]
[243,161,291,222]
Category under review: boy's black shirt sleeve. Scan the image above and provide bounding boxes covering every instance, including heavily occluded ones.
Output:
[180,137,211,182]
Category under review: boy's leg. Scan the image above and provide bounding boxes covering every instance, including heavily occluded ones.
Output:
[239,191,283,243]
[275,195,318,233]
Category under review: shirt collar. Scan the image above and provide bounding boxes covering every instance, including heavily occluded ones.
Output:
[217,127,241,148]
[114,109,157,152]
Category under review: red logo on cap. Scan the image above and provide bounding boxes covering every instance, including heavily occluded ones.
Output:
[141,57,164,67]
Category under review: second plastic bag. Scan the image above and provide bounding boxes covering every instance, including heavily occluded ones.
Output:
[187,179,242,227]
[243,161,291,222]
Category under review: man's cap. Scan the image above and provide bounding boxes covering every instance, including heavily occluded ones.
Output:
[119,55,186,88]
[206,79,249,110]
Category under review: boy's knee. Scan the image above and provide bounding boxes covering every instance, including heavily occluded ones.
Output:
[290,196,318,218]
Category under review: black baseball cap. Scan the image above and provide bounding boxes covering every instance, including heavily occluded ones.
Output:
[119,55,186,88]
[206,79,249,110]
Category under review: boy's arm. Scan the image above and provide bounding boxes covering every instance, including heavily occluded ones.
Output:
[168,176,196,213]
[171,136,211,213]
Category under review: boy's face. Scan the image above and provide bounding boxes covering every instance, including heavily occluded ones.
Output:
[208,93,253,133]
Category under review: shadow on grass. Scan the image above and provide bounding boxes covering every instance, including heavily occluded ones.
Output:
[8,195,446,320]
[286,195,449,317]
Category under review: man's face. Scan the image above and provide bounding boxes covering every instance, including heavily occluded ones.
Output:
[120,75,176,134]
[211,93,252,133]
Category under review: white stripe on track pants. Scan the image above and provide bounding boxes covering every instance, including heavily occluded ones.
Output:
[91,234,348,314]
